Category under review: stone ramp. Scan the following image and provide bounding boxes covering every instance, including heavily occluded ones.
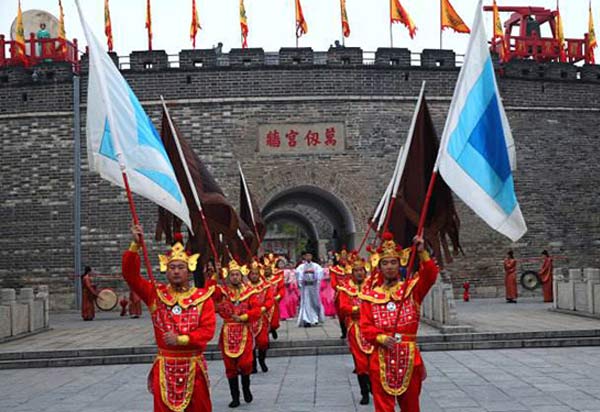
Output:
[1,298,600,369]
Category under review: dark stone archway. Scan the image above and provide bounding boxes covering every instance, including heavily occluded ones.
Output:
[262,185,356,260]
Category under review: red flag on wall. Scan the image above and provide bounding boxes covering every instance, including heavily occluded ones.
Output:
[145,0,153,50]
[390,0,417,39]
[190,0,201,49]
[104,0,114,51]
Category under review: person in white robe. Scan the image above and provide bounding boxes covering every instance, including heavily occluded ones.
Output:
[296,251,324,327]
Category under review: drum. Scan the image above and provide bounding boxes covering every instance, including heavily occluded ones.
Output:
[96,288,118,311]
[520,270,541,291]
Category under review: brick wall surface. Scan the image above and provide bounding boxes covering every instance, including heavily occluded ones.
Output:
[1,51,599,307]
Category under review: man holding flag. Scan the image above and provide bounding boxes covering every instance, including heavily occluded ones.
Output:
[76,3,220,410]
[360,1,526,409]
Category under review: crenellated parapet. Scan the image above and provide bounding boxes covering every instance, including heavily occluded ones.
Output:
[3,47,600,88]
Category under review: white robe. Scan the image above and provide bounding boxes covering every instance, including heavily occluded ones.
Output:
[296,262,325,326]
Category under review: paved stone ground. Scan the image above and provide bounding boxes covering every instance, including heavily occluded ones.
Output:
[0,312,439,353]
[2,297,599,353]
[2,347,600,412]
[455,298,600,333]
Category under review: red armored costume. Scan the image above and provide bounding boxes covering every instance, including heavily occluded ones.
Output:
[122,239,216,412]
[213,260,262,408]
[247,259,275,373]
[337,252,374,405]
[331,248,350,338]
[360,233,439,412]
[263,254,285,338]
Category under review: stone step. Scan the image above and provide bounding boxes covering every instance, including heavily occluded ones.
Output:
[2,329,600,362]
[2,334,600,369]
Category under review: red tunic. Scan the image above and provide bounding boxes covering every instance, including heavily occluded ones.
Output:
[122,250,216,412]
[539,256,554,302]
[266,271,285,332]
[337,280,374,375]
[360,259,438,412]
[503,258,518,301]
[213,283,262,378]
[330,265,349,313]
[81,274,97,321]
[249,279,274,350]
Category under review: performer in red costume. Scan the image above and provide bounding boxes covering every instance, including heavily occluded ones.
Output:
[122,225,216,412]
[81,266,99,321]
[539,250,554,303]
[263,254,285,340]
[503,250,518,303]
[213,260,261,408]
[247,259,274,373]
[360,233,439,412]
[330,248,350,339]
[337,252,374,405]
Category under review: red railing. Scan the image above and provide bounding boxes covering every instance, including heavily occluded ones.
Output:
[0,33,79,72]
[491,34,591,64]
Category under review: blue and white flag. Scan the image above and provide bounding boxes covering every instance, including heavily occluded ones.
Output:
[437,0,526,242]
[76,1,192,231]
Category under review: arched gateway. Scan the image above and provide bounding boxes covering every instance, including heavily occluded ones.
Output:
[261,185,356,261]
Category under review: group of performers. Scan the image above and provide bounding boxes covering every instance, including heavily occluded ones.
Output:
[121,221,439,412]
[503,249,555,304]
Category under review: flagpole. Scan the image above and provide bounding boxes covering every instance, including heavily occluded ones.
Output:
[122,171,156,284]
[358,178,393,252]
[160,97,220,265]
[440,0,443,49]
[236,229,253,257]
[390,21,394,48]
[381,81,427,234]
[238,162,263,246]
[340,0,345,46]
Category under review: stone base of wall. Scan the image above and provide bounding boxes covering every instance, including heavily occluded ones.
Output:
[553,268,600,316]
[49,292,77,312]
[0,286,50,341]
[422,272,472,333]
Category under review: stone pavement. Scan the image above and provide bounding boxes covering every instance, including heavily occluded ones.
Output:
[455,298,600,333]
[2,297,599,354]
[0,312,439,353]
[2,347,600,412]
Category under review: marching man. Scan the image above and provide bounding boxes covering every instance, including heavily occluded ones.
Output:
[247,259,274,373]
[123,225,216,412]
[263,253,285,339]
[337,252,374,405]
[213,260,261,408]
[360,233,439,412]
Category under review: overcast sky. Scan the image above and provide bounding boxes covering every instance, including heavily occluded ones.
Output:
[0,0,595,57]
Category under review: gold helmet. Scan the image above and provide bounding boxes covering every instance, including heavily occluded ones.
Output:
[158,233,200,272]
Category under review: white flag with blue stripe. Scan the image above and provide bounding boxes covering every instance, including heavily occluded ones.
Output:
[437,0,526,242]
[76,2,192,231]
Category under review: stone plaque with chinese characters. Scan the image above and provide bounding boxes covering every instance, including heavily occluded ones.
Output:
[258,123,345,154]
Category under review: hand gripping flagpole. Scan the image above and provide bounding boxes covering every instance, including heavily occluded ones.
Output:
[160,97,220,265]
